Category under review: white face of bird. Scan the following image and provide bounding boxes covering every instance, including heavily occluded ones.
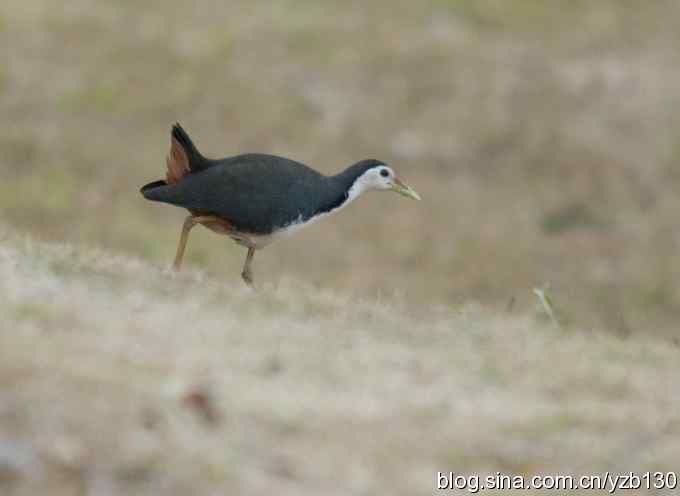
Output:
[353,165,421,200]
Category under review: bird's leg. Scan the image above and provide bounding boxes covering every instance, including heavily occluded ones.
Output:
[191,215,230,227]
[174,215,232,271]
[192,215,233,235]
[174,215,197,271]
[241,247,256,287]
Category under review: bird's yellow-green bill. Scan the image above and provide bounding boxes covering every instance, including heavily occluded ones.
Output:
[391,178,421,200]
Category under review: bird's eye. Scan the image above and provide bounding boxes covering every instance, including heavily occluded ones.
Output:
[380,169,389,178]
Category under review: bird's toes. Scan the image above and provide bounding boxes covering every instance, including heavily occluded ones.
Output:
[241,271,254,288]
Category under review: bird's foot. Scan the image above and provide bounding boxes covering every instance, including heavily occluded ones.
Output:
[241,270,254,288]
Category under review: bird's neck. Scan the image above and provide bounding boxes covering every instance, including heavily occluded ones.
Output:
[331,162,375,197]
[315,177,362,218]
[312,161,376,218]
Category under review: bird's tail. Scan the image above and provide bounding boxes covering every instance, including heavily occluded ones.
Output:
[140,123,211,197]
[160,123,212,185]
[171,123,209,172]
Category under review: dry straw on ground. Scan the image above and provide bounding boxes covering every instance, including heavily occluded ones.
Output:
[1,232,678,495]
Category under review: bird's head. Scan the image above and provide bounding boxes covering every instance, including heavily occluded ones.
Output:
[350,159,421,201]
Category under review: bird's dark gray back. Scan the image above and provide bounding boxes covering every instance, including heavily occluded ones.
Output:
[154,154,349,234]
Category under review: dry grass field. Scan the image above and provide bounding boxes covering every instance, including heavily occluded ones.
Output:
[1,232,679,495]
[2,0,680,494]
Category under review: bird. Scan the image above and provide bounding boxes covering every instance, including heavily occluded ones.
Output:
[140,123,420,286]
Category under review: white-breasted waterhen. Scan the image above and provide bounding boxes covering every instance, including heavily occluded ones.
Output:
[140,123,420,286]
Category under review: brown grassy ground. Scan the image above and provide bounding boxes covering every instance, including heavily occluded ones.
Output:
[1,232,679,495]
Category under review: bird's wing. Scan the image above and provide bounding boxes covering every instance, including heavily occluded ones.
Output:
[158,156,322,233]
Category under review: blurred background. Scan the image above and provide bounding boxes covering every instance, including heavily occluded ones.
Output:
[2,0,680,334]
